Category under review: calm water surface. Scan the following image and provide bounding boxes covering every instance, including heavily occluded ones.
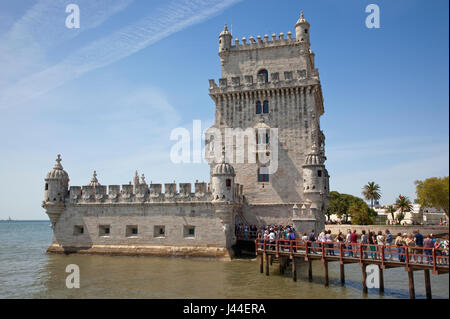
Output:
[0,221,448,299]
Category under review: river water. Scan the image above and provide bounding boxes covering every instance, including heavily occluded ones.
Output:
[0,221,448,299]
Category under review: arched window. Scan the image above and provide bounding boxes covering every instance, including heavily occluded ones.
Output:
[226,179,231,187]
[257,69,268,83]
[256,101,262,114]
[263,100,269,113]
[45,183,48,190]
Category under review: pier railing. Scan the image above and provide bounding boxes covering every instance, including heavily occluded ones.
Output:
[255,238,449,270]
[255,238,448,299]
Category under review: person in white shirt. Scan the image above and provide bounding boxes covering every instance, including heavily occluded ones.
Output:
[268,231,276,250]
[345,230,352,257]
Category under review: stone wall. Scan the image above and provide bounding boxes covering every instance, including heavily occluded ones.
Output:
[50,202,235,259]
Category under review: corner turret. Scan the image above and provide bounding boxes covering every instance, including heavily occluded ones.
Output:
[301,143,330,228]
[295,11,310,45]
[211,147,236,202]
[42,154,69,226]
[219,24,232,53]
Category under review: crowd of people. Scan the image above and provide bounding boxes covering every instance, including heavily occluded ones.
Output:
[235,224,449,265]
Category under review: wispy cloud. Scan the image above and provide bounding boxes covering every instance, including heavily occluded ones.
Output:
[0,0,134,86]
[0,0,242,109]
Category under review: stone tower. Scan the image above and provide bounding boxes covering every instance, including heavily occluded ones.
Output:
[207,12,330,231]
[42,154,69,227]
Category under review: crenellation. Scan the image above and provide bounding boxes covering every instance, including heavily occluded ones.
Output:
[284,71,293,80]
[219,78,228,87]
[179,183,191,197]
[82,186,95,202]
[135,184,149,202]
[164,183,177,197]
[108,185,121,202]
[95,185,107,201]
[209,74,320,96]
[70,186,81,201]
[228,32,301,52]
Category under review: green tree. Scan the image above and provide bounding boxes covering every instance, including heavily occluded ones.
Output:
[395,195,413,218]
[327,191,376,224]
[386,205,397,221]
[349,203,375,225]
[327,191,349,221]
[362,181,381,208]
[415,176,449,217]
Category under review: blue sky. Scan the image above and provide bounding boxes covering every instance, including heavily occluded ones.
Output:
[0,0,448,219]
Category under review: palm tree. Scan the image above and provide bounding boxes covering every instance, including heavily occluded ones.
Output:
[395,195,413,221]
[362,181,381,208]
[386,205,396,222]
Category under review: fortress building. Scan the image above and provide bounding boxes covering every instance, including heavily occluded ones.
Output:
[43,12,330,260]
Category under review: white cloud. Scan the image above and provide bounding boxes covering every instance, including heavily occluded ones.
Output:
[0,0,134,87]
[0,0,242,109]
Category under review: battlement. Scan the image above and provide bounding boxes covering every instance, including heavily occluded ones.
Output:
[229,31,307,51]
[67,181,244,204]
[208,68,320,95]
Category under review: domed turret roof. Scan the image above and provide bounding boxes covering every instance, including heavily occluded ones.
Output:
[295,11,310,27]
[213,162,235,176]
[304,144,324,166]
[219,24,231,37]
[212,147,235,176]
[46,154,69,181]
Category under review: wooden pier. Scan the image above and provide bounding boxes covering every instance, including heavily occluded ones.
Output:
[254,238,449,299]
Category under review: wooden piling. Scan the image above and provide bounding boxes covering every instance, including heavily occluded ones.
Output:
[279,257,285,275]
[340,263,345,285]
[292,257,297,282]
[270,255,273,266]
[424,269,432,299]
[362,264,368,294]
[308,260,313,281]
[259,252,263,274]
[379,266,384,293]
[408,270,415,299]
[324,261,329,286]
[265,252,269,276]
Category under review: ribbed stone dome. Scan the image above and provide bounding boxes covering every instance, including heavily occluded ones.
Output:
[213,162,235,176]
[304,153,322,165]
[46,154,69,181]
[303,144,323,166]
